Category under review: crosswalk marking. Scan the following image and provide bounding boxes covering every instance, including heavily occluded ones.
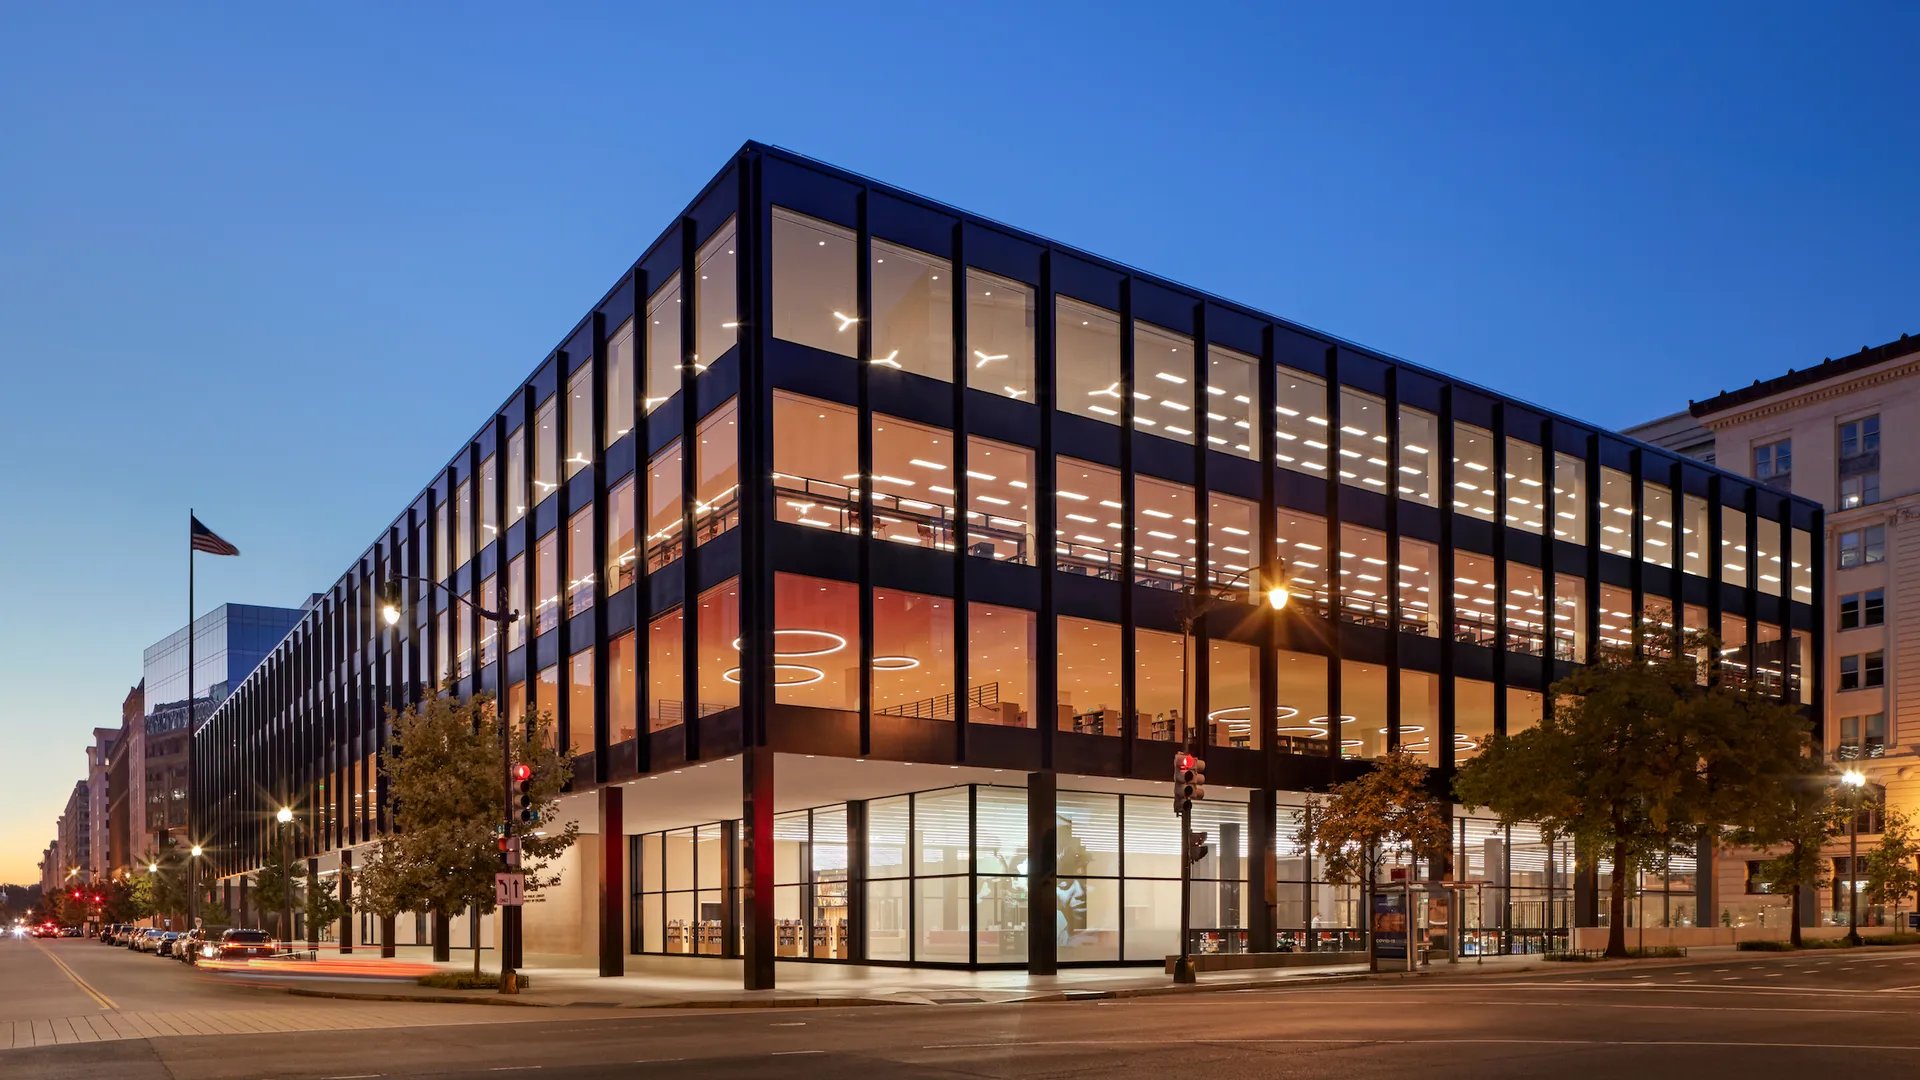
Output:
[1,1003,560,1052]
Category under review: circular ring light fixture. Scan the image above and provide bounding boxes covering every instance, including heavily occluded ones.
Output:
[1273,706,1300,720]
[1277,726,1323,737]
[729,629,849,658]
[722,664,825,686]
[1206,706,1250,721]
[872,655,921,671]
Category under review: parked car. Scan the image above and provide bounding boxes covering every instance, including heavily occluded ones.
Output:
[155,932,184,957]
[100,924,121,945]
[60,926,82,938]
[137,928,165,952]
[216,928,277,961]
[176,929,214,964]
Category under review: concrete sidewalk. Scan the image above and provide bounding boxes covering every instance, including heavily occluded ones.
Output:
[218,946,1613,1009]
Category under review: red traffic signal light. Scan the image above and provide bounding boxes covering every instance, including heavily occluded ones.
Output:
[512,762,532,783]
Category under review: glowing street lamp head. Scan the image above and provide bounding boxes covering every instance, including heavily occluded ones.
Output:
[276,806,294,825]
[189,845,203,858]
[1842,769,1867,788]
[377,580,404,627]
[147,862,158,873]
[1265,584,1290,611]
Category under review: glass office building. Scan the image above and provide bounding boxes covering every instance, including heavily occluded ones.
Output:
[195,143,1822,984]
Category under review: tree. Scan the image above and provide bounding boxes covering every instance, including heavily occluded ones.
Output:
[252,827,298,940]
[1455,627,1808,958]
[303,873,349,943]
[130,841,189,926]
[355,691,577,978]
[1864,809,1920,927]
[1295,752,1450,968]
[1726,753,1843,947]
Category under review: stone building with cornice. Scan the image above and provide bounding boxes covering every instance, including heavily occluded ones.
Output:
[1630,331,1920,929]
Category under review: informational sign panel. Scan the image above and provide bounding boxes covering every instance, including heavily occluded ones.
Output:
[495,872,526,907]
[1371,889,1408,960]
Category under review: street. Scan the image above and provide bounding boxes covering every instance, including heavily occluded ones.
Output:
[7,937,1920,1078]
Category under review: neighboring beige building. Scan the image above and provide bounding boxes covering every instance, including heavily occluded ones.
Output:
[1629,331,1920,928]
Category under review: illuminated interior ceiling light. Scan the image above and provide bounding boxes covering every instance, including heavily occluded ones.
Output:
[872,350,902,368]
[1155,372,1187,385]
[1090,382,1124,399]
[872,655,920,671]
[729,628,849,657]
[723,664,824,687]
[973,350,1008,368]
[833,311,859,332]
[1207,705,1250,721]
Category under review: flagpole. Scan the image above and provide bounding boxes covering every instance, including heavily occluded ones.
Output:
[187,508,196,930]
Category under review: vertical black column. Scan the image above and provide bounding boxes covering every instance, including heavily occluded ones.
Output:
[741,744,775,990]
[678,215,702,761]
[1036,252,1058,765]
[1437,387,1457,765]
[599,785,623,976]
[1573,859,1598,930]
[1776,496,1794,704]
[1192,304,1211,752]
[1583,435,1603,665]
[1810,509,1827,744]
[1492,403,1509,737]
[553,350,576,764]
[590,318,610,783]
[1324,347,1343,779]
[1248,788,1277,952]
[1744,486,1761,685]
[305,857,320,948]
[952,224,971,761]
[338,848,354,954]
[855,192,875,758]
[1027,770,1057,975]
[846,800,867,963]
[1706,475,1725,684]
[1256,325,1280,763]
[1385,368,1403,750]
[1118,278,1136,773]
[1629,449,1645,658]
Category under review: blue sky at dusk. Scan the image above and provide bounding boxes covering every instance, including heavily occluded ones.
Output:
[2,3,1916,883]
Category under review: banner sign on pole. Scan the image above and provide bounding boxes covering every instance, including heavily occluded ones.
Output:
[1371,889,1408,960]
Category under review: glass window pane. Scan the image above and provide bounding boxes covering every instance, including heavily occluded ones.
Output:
[506,424,527,526]
[694,218,737,367]
[1338,523,1391,626]
[1400,669,1440,767]
[565,364,592,478]
[1598,467,1633,557]
[1454,551,1498,646]
[1057,296,1122,426]
[1275,368,1328,476]
[1056,457,1124,580]
[533,396,558,506]
[871,237,951,380]
[645,274,682,413]
[1134,474,1197,591]
[1722,506,1749,588]
[609,631,636,745]
[1505,438,1545,534]
[873,590,955,720]
[1553,451,1587,544]
[1275,507,1330,614]
[507,553,526,651]
[773,391,860,534]
[534,530,559,635]
[1555,573,1587,660]
[1276,650,1328,757]
[1792,528,1813,601]
[694,399,738,545]
[1453,423,1497,522]
[567,504,595,617]
[648,607,682,731]
[966,436,1033,563]
[607,476,636,594]
[867,796,910,879]
[1684,494,1710,577]
[872,412,956,551]
[772,207,856,357]
[452,478,471,570]
[1206,491,1258,595]
[478,574,498,668]
[433,496,449,583]
[567,646,594,758]
[1208,638,1260,749]
[1398,537,1437,637]
[1058,616,1123,735]
[915,788,970,876]
[1134,321,1194,443]
[1135,626,1191,744]
[1341,660,1387,759]
[1397,405,1440,505]
[1641,480,1673,568]
[605,319,635,446]
[1755,517,1782,597]
[915,875,972,963]
[646,441,683,572]
[974,787,1028,873]
[1456,677,1495,763]
[970,602,1035,728]
[696,578,739,715]
[772,573,857,710]
[1338,388,1389,491]
[966,269,1035,403]
[478,454,498,547]
[1205,345,1258,459]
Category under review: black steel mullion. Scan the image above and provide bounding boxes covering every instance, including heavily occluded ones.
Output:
[678,216,700,760]
[1540,418,1557,720]
[1118,277,1136,774]
[630,266,653,773]
[590,314,610,783]
[952,224,970,760]
[1629,448,1645,660]
[1193,302,1211,753]
[1583,435,1602,667]
[554,349,575,764]
[1744,485,1761,687]
[1256,324,1279,764]
[855,191,874,758]
[1493,402,1508,738]
[1438,387,1457,767]
[1706,474,1724,686]
[1037,251,1058,767]
[1324,347,1342,775]
[1385,367,1403,750]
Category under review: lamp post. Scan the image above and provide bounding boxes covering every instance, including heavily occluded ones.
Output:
[188,845,203,930]
[275,806,294,946]
[1842,768,1867,946]
[379,575,521,993]
[1172,566,1289,984]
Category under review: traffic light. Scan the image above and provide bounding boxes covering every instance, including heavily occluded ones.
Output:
[514,762,536,824]
[1187,828,1210,867]
[1173,751,1206,814]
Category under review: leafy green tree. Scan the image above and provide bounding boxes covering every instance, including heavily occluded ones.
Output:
[1726,753,1844,947]
[1295,752,1450,968]
[1455,627,1809,958]
[252,827,299,940]
[130,841,189,925]
[1863,809,1920,927]
[356,692,576,978]
[303,873,349,944]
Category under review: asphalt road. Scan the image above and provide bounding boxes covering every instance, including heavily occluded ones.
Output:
[9,935,1920,1079]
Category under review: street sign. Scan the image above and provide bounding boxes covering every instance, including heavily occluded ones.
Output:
[495,872,526,907]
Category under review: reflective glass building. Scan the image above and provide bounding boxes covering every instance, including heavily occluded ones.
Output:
[195,143,1822,985]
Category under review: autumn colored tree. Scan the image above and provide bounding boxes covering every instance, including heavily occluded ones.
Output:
[1295,752,1450,968]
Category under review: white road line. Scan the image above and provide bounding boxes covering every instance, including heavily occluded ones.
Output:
[917,1037,1920,1052]
[772,1050,824,1056]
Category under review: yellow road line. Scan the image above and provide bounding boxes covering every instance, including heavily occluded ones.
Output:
[33,943,116,1011]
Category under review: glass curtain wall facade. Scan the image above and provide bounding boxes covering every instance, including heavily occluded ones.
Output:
[194,143,1823,974]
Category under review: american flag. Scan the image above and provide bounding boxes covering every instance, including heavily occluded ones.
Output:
[190,515,240,557]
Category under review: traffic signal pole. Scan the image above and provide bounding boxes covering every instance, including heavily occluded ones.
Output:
[1174,793,1196,984]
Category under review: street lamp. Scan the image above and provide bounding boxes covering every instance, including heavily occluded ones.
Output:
[378,575,523,993]
[1842,768,1867,946]
[1171,565,1290,985]
[275,807,295,947]
[187,844,204,931]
